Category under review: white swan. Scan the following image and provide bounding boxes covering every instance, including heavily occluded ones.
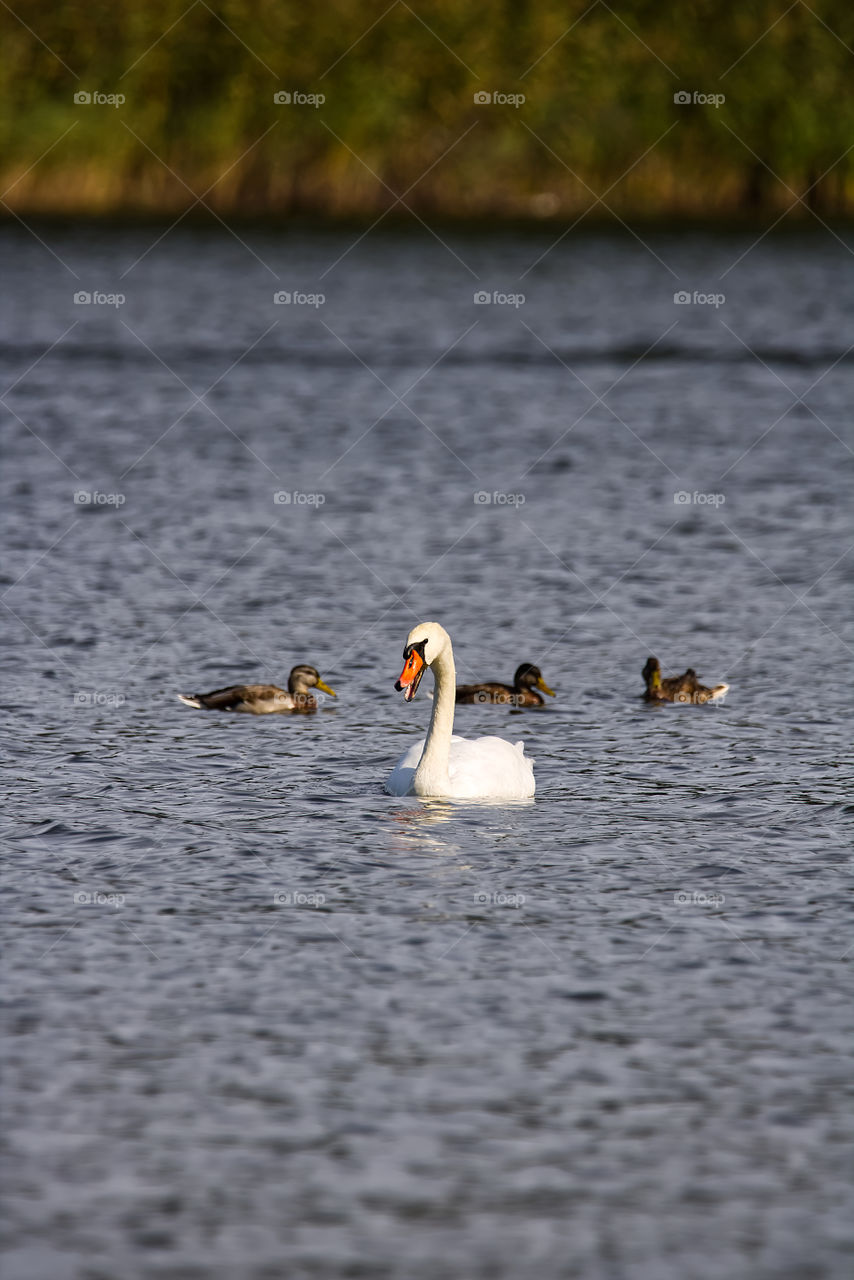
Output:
[385,622,536,801]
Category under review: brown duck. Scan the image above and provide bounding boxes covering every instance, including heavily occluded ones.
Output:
[642,656,728,704]
[177,664,336,714]
[455,663,556,708]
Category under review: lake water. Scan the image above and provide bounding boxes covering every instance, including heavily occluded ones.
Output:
[1,221,852,1279]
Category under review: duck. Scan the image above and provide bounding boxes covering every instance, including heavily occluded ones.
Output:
[177,664,336,714]
[455,662,556,707]
[642,656,728,704]
[386,622,536,800]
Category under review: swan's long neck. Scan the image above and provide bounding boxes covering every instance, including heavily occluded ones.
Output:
[414,643,456,793]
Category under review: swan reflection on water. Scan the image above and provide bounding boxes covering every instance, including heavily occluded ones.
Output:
[385,794,536,862]
[386,799,461,848]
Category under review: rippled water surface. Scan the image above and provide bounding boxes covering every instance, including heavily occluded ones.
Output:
[2,223,852,1279]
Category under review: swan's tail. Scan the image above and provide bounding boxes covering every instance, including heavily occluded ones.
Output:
[177,693,203,708]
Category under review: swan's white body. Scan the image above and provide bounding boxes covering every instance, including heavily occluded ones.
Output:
[386,622,535,801]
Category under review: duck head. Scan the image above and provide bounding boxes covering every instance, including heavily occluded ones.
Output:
[514,663,555,697]
[642,656,662,694]
[288,664,337,697]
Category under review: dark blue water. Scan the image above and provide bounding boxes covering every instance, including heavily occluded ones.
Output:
[1,222,852,1279]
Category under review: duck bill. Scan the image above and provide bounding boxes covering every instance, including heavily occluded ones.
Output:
[315,679,337,698]
[536,676,556,697]
[395,647,426,702]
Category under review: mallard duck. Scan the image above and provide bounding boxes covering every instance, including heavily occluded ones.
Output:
[386,622,536,799]
[642,656,728,704]
[177,664,336,714]
[455,663,556,707]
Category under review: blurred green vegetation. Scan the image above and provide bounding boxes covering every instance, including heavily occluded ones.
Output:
[1,0,852,220]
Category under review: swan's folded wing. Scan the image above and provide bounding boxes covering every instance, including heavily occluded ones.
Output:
[446,734,535,799]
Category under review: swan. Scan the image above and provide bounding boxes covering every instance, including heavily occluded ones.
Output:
[642,656,728,704]
[455,662,556,707]
[177,665,336,714]
[385,622,535,800]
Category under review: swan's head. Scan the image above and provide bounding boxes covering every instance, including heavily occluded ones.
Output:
[394,621,449,702]
[642,656,662,692]
[514,664,555,696]
[288,664,337,697]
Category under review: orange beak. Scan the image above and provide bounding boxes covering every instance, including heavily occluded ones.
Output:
[395,647,426,702]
